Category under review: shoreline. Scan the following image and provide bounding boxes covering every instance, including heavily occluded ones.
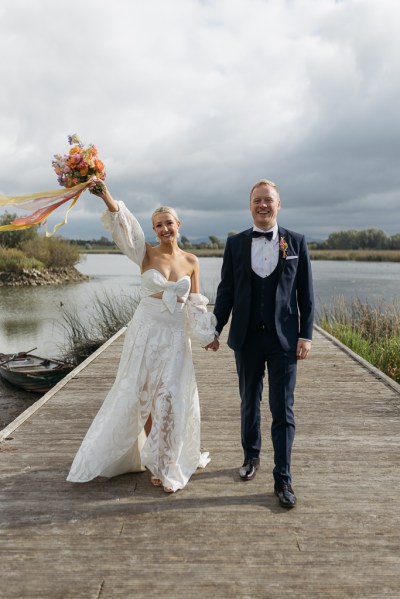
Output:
[80,248,400,262]
[0,266,90,286]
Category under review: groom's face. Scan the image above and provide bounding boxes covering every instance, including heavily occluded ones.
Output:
[250,184,281,230]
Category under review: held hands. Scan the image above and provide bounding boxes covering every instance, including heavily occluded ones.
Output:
[296,339,311,360]
[204,336,310,356]
[204,335,220,352]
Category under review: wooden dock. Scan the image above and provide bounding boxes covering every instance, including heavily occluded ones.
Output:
[1,325,400,598]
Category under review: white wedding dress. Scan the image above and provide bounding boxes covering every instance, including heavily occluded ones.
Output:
[67,202,216,492]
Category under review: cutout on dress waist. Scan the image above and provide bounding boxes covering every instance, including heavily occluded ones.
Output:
[142,268,191,283]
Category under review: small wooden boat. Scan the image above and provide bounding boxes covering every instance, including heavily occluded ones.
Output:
[0,349,73,394]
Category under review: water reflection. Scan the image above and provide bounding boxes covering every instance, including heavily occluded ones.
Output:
[2,317,41,339]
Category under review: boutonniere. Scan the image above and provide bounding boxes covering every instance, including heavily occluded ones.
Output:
[279,236,288,259]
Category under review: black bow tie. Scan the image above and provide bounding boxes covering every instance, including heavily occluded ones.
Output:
[252,230,273,240]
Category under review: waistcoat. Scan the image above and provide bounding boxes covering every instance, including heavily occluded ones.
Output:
[249,265,279,331]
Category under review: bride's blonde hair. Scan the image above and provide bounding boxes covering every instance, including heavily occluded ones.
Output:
[151,206,180,225]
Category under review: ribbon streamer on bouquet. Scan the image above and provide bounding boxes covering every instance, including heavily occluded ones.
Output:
[0,180,90,236]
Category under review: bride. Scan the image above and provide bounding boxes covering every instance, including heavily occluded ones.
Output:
[67,179,217,493]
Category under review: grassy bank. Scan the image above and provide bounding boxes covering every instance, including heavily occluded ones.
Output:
[318,298,400,384]
[309,249,400,262]
[0,237,80,273]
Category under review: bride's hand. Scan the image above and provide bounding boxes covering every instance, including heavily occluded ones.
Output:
[88,178,119,212]
[88,177,107,198]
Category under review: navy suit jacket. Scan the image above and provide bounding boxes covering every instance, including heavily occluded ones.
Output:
[214,226,314,352]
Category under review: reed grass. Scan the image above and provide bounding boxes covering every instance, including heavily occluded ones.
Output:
[58,290,140,366]
[318,297,400,384]
[310,249,400,262]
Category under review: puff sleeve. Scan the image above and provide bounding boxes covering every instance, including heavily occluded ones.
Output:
[186,293,217,346]
[100,201,146,267]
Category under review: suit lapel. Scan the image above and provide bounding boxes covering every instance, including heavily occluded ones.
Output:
[277,226,287,281]
[243,228,253,275]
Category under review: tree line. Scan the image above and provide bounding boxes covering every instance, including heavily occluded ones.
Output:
[310,228,400,250]
[1,211,399,252]
[183,228,400,251]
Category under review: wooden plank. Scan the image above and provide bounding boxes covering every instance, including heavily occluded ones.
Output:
[0,328,127,442]
[0,324,400,598]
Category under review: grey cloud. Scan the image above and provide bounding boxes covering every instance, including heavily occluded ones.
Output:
[1,0,399,241]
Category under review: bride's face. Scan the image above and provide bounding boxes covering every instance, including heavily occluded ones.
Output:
[153,212,180,242]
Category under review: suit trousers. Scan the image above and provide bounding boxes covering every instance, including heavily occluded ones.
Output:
[234,327,297,484]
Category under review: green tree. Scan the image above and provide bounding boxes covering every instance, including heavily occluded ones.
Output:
[180,235,192,248]
[325,228,389,250]
[325,230,358,249]
[390,233,400,249]
[209,235,225,249]
[98,236,112,246]
[357,228,388,249]
[0,212,39,248]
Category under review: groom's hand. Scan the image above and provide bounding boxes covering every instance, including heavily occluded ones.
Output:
[296,339,311,360]
[204,336,220,352]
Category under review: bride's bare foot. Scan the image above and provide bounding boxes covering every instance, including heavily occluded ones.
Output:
[150,477,162,487]
[163,486,174,493]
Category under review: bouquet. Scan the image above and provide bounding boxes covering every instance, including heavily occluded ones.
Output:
[0,134,106,236]
[52,134,106,189]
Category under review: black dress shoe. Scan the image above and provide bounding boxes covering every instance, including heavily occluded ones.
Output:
[274,482,297,508]
[239,458,260,481]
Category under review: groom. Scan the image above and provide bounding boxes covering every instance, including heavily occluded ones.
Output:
[206,179,314,508]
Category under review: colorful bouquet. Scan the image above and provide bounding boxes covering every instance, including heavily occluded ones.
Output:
[52,134,106,189]
[0,134,106,236]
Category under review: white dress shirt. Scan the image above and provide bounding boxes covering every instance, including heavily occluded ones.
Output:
[251,223,279,277]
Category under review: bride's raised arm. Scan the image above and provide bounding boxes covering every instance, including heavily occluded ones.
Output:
[89,179,146,267]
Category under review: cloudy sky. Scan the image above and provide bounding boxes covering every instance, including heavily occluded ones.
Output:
[0,0,399,242]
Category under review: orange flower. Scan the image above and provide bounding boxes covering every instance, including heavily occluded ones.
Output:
[69,146,82,155]
[88,146,98,157]
[94,158,104,172]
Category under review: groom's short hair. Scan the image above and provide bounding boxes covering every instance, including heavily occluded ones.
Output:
[250,179,279,199]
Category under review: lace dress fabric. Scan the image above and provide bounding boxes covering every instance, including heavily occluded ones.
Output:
[67,201,215,491]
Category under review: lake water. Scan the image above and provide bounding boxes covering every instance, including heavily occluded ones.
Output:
[1,254,399,357]
[1,255,400,424]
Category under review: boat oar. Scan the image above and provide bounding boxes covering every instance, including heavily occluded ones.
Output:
[0,347,37,367]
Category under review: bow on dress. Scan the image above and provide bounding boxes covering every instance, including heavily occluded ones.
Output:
[160,279,190,314]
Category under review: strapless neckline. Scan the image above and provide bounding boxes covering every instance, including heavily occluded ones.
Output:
[142,268,191,283]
